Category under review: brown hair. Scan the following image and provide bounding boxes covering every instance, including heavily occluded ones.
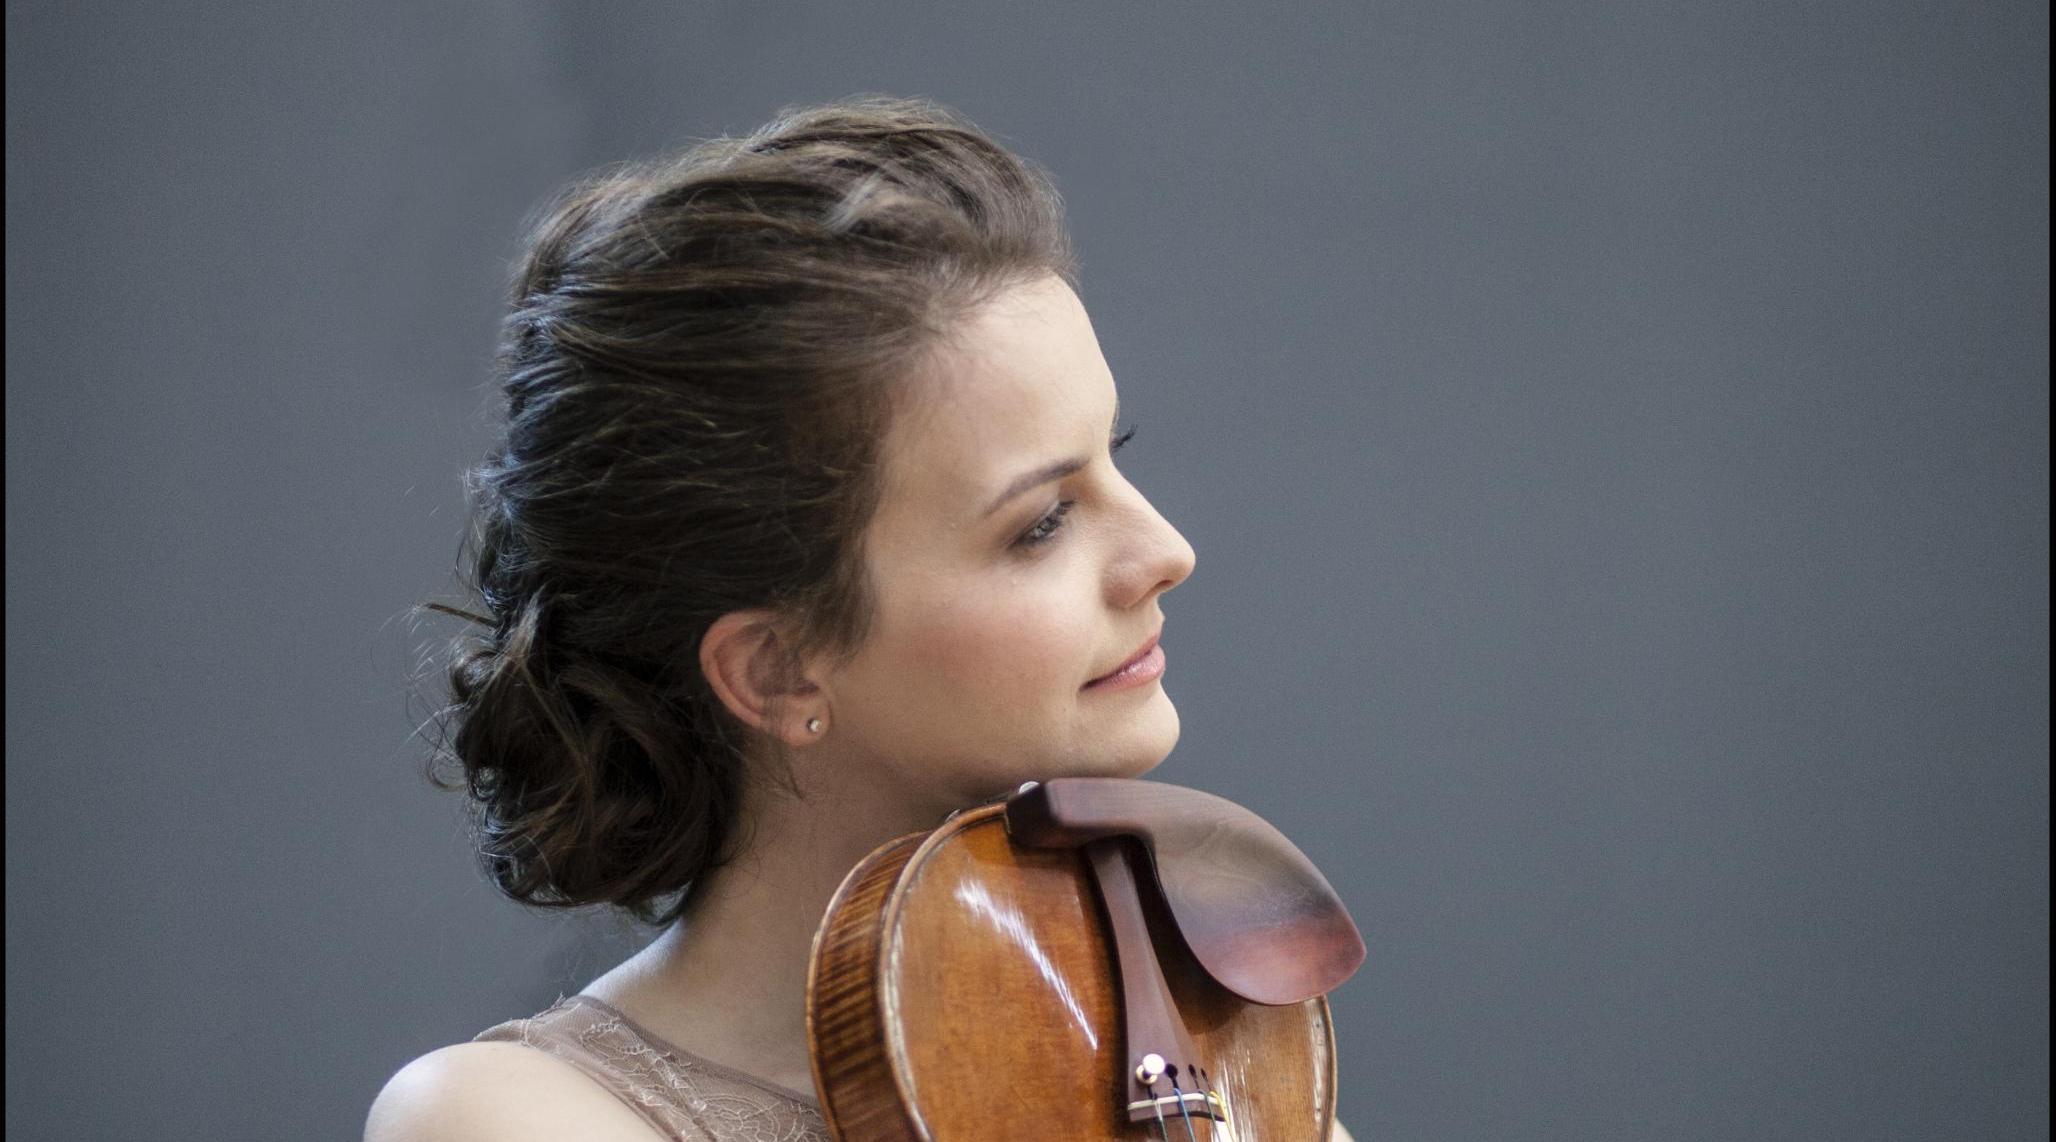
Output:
[417,95,1078,928]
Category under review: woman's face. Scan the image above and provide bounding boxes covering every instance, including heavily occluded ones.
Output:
[814,273,1196,814]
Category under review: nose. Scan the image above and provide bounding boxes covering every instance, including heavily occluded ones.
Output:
[1115,489,1196,607]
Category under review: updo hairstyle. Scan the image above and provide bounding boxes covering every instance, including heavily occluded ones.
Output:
[421,95,1078,927]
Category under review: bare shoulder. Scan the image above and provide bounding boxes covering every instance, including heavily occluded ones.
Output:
[1331,1117,1358,1142]
[364,1041,664,1142]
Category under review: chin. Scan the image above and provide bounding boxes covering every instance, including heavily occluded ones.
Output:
[1095,696,1181,779]
[966,694,1181,798]
[1120,751,1170,779]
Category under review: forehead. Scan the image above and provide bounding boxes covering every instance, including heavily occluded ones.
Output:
[875,277,1113,530]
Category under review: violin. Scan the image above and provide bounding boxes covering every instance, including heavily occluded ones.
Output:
[805,777,1365,1140]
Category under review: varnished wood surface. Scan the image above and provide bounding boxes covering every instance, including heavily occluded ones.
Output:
[808,803,1337,1141]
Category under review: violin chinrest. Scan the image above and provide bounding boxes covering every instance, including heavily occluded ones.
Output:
[1004,777,1365,1005]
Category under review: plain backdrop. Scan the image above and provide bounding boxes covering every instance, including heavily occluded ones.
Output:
[6,2,2048,1138]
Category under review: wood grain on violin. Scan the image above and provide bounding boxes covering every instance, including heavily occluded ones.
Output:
[806,778,1365,1140]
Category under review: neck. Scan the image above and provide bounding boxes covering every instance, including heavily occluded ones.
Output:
[582,748,956,1097]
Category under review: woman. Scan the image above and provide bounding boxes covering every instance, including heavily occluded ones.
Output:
[366,94,1352,1142]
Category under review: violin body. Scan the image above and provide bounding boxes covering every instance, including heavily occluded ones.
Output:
[806,778,1361,1140]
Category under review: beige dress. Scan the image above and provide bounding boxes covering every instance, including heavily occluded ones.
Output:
[474,993,830,1142]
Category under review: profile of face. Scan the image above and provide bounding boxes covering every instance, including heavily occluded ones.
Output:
[793,272,1196,816]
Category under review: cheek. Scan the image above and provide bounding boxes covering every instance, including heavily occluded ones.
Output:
[894,578,1094,698]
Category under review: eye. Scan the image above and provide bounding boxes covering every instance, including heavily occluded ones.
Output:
[1016,500,1075,548]
[1013,423,1138,551]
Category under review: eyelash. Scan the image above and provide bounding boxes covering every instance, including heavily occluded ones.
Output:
[1015,423,1138,550]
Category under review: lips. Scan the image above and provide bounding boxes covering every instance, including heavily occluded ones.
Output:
[1089,627,1162,685]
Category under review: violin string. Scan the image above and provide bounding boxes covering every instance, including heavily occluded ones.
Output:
[1148,1083,1171,1141]
[1168,1069,1200,1142]
[1192,1061,1217,1142]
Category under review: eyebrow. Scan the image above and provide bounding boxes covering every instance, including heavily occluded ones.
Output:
[980,398,1121,519]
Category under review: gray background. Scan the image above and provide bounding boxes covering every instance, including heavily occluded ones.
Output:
[6,2,2047,1138]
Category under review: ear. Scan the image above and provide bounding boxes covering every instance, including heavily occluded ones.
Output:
[699,609,825,746]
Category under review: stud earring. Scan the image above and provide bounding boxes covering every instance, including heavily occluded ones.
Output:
[806,717,823,734]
